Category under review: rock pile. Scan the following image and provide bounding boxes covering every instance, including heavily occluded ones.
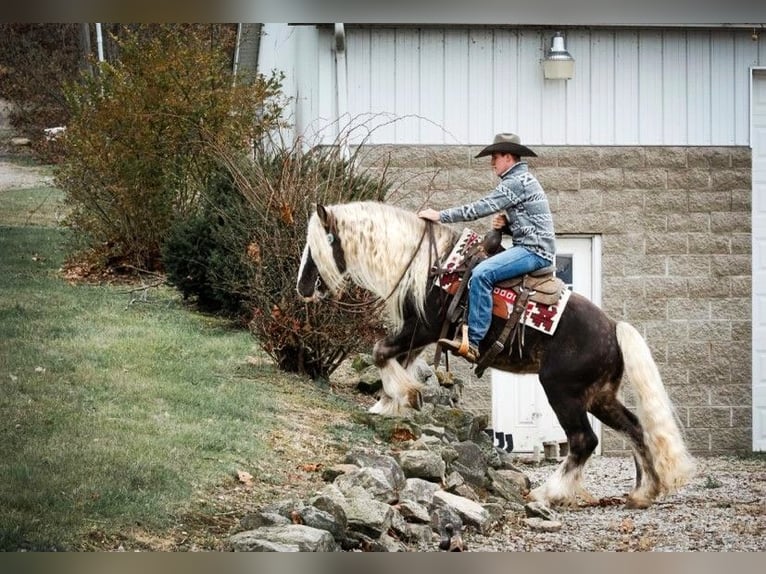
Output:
[229,358,560,552]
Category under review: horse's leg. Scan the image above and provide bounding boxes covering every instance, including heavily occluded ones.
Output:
[528,394,599,507]
[369,330,430,416]
[589,397,662,508]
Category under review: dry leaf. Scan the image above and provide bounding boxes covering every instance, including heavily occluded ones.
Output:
[619,517,635,533]
[236,470,254,487]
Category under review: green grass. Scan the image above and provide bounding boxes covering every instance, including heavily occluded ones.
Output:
[0,179,357,550]
[0,186,64,227]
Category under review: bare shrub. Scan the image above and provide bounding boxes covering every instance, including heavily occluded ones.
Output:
[167,138,393,379]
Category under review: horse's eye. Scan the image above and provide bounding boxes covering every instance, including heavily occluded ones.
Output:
[327,233,335,245]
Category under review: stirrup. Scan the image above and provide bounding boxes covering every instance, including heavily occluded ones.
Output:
[438,324,480,363]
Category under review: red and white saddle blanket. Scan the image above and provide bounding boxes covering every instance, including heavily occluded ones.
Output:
[436,228,571,336]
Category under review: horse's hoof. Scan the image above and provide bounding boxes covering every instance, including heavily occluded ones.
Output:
[576,487,599,505]
[527,487,547,505]
[625,494,652,509]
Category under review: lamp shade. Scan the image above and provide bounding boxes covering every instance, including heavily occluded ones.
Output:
[543,32,574,80]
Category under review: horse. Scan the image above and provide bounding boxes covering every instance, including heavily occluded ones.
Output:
[296,200,695,509]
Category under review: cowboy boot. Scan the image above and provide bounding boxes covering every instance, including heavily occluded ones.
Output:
[438,324,480,363]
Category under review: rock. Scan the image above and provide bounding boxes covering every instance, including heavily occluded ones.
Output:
[450,441,489,488]
[297,505,346,541]
[396,499,431,523]
[351,353,374,372]
[423,407,478,441]
[344,451,406,490]
[351,413,421,443]
[309,493,348,535]
[432,490,492,533]
[495,449,527,472]
[334,467,398,503]
[430,505,463,537]
[397,450,446,482]
[481,502,506,523]
[321,463,358,482]
[524,501,559,521]
[342,497,395,538]
[239,511,290,530]
[493,468,531,492]
[230,524,338,552]
[443,470,464,491]
[410,434,444,449]
[487,467,526,504]
[356,366,383,394]
[523,517,563,532]
[452,483,481,501]
[377,532,408,552]
[405,523,434,545]
[420,424,448,440]
[399,477,440,506]
[10,137,31,146]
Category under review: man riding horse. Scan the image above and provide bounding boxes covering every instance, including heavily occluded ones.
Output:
[418,133,555,363]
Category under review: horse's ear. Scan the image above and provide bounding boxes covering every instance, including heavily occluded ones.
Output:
[316,204,329,226]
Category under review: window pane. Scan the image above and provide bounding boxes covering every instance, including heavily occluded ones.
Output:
[556,254,573,288]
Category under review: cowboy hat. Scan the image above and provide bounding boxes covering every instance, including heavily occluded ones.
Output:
[475,133,537,158]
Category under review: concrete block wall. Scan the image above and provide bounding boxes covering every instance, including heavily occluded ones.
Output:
[355,144,752,455]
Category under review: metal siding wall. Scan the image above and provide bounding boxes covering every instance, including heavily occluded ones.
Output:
[567,30,592,144]
[663,33,687,143]
[369,29,397,143]
[445,29,471,144]
[394,29,420,142]
[591,30,615,144]
[468,29,495,143]
[517,29,543,143]
[615,30,640,144]
[315,28,336,139]
[638,30,664,144]
[686,30,712,144]
[493,29,519,139]
[306,26,764,146]
[711,30,736,144]
[420,29,446,142]
[346,29,370,136]
[735,33,760,144]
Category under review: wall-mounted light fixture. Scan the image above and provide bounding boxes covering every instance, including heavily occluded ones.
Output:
[543,32,575,80]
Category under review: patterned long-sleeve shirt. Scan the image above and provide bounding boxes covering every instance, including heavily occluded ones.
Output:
[439,162,555,263]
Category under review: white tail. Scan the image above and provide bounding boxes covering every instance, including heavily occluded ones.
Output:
[616,321,696,495]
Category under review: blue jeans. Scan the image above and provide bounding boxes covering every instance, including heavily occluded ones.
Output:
[467,246,550,347]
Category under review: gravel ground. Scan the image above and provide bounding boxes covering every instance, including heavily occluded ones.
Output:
[461,455,765,552]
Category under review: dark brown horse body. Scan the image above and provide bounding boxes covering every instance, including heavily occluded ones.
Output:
[297,201,694,508]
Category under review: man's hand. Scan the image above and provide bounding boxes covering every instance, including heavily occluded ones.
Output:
[491,213,507,229]
[418,208,441,222]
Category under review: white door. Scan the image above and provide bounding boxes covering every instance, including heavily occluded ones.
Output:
[752,69,766,451]
[491,236,602,453]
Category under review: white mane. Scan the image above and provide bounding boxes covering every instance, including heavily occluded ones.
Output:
[305,201,457,331]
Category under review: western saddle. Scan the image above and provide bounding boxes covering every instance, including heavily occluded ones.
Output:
[432,229,564,377]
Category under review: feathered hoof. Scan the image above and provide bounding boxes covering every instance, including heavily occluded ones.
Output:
[368,395,392,415]
[528,486,576,509]
[576,486,598,505]
[625,494,653,509]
